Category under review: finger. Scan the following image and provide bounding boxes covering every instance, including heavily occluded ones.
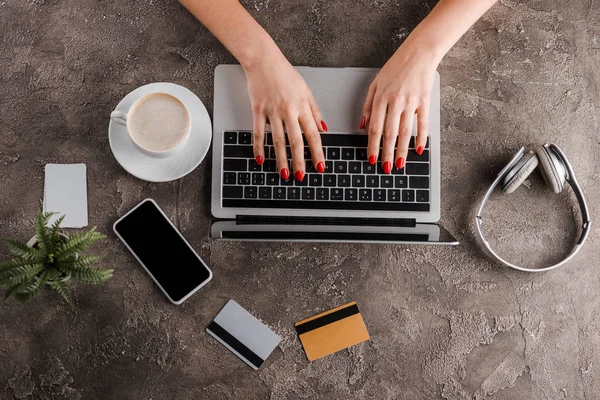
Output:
[252,110,266,166]
[361,81,377,130]
[415,101,430,156]
[381,101,402,174]
[285,114,306,182]
[308,93,328,132]
[271,117,290,180]
[299,107,325,173]
[366,95,386,164]
[395,107,416,171]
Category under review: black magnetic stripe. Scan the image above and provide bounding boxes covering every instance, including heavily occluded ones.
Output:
[208,321,264,368]
[295,304,360,335]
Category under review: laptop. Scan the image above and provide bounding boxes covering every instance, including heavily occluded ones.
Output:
[210,64,457,244]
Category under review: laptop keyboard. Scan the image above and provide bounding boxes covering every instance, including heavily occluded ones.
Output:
[221,131,430,212]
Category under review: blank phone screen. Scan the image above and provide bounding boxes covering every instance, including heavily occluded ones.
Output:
[114,200,211,302]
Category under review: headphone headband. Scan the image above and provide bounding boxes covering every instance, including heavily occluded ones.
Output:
[476,145,591,272]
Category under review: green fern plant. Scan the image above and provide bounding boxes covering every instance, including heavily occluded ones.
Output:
[0,212,114,305]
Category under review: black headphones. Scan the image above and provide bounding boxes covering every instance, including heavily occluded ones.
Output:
[476,144,591,272]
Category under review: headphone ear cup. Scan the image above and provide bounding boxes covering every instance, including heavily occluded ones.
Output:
[535,145,565,193]
[501,151,539,194]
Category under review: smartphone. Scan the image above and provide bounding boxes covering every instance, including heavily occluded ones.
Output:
[113,199,212,305]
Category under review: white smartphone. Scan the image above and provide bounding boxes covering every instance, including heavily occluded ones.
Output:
[113,198,212,305]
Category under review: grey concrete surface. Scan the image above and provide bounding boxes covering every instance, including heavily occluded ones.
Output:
[0,0,599,398]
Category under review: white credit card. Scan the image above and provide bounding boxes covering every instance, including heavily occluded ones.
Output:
[43,164,88,228]
[207,300,281,370]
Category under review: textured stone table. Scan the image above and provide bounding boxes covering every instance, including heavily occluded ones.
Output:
[1,1,599,399]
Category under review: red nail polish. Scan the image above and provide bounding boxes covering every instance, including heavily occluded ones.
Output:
[395,157,405,170]
[416,146,424,156]
[383,161,392,174]
[295,170,304,182]
[369,155,376,165]
[281,168,289,180]
[317,161,325,173]
[321,120,328,131]
[256,155,264,166]
[359,116,366,129]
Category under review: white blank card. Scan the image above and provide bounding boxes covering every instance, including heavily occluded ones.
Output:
[43,164,88,228]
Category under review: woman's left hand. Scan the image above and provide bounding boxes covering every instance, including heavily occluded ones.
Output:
[361,45,439,173]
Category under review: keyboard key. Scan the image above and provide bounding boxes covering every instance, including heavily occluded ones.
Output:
[392,164,404,175]
[238,172,250,185]
[374,189,386,202]
[320,134,369,147]
[302,188,315,200]
[295,176,308,186]
[388,189,401,202]
[324,175,337,187]
[287,187,300,199]
[223,186,243,199]
[224,172,236,185]
[269,147,276,159]
[224,131,237,144]
[327,148,341,160]
[359,189,372,201]
[259,187,272,199]
[286,146,292,159]
[402,189,415,202]
[316,188,329,200]
[366,176,379,188]
[407,149,429,161]
[410,176,429,189]
[266,133,273,145]
[239,131,252,144]
[274,187,286,199]
[281,177,293,186]
[252,173,265,185]
[344,188,358,201]
[416,190,429,203]
[331,188,344,200]
[224,145,253,158]
[349,162,362,174]
[363,163,376,174]
[338,175,351,187]
[352,175,365,187]
[224,159,247,171]
[325,161,334,173]
[395,176,408,188]
[244,186,257,199]
[334,161,347,174]
[356,148,367,161]
[248,159,262,172]
[406,163,429,175]
[266,173,280,185]
[303,147,311,160]
[309,174,322,186]
[263,160,276,172]
[381,176,393,188]
[342,148,354,160]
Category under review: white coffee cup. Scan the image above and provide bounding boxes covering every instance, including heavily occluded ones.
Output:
[110,92,191,159]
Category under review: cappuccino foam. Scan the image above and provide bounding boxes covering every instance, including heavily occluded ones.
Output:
[128,93,190,152]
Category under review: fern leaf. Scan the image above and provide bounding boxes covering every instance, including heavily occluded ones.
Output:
[55,230,105,261]
[69,266,113,284]
[49,214,66,239]
[48,279,72,306]
[0,259,43,275]
[4,239,42,262]
[0,264,44,285]
[35,212,55,254]
[3,282,28,300]
[58,255,103,271]
[13,269,48,303]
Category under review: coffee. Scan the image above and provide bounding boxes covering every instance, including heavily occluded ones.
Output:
[128,93,190,153]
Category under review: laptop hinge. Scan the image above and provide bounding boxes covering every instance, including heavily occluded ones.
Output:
[235,215,416,227]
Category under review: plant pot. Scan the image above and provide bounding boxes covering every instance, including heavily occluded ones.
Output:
[27,234,73,283]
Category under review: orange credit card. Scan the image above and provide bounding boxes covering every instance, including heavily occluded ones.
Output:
[295,301,369,361]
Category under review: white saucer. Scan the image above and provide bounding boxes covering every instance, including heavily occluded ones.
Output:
[109,83,212,182]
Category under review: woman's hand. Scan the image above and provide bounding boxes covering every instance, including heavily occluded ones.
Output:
[361,44,439,173]
[244,51,327,182]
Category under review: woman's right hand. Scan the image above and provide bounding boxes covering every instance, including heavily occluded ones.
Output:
[244,51,327,182]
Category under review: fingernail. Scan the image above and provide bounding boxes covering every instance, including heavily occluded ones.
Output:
[321,120,328,131]
[416,146,424,156]
[281,168,289,180]
[369,155,376,165]
[256,155,264,165]
[383,161,392,174]
[317,161,325,173]
[359,116,366,129]
[295,170,305,182]
[395,157,405,170]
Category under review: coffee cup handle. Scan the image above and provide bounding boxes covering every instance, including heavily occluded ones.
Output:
[110,111,128,127]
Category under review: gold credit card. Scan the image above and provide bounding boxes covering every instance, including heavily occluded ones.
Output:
[295,301,369,361]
